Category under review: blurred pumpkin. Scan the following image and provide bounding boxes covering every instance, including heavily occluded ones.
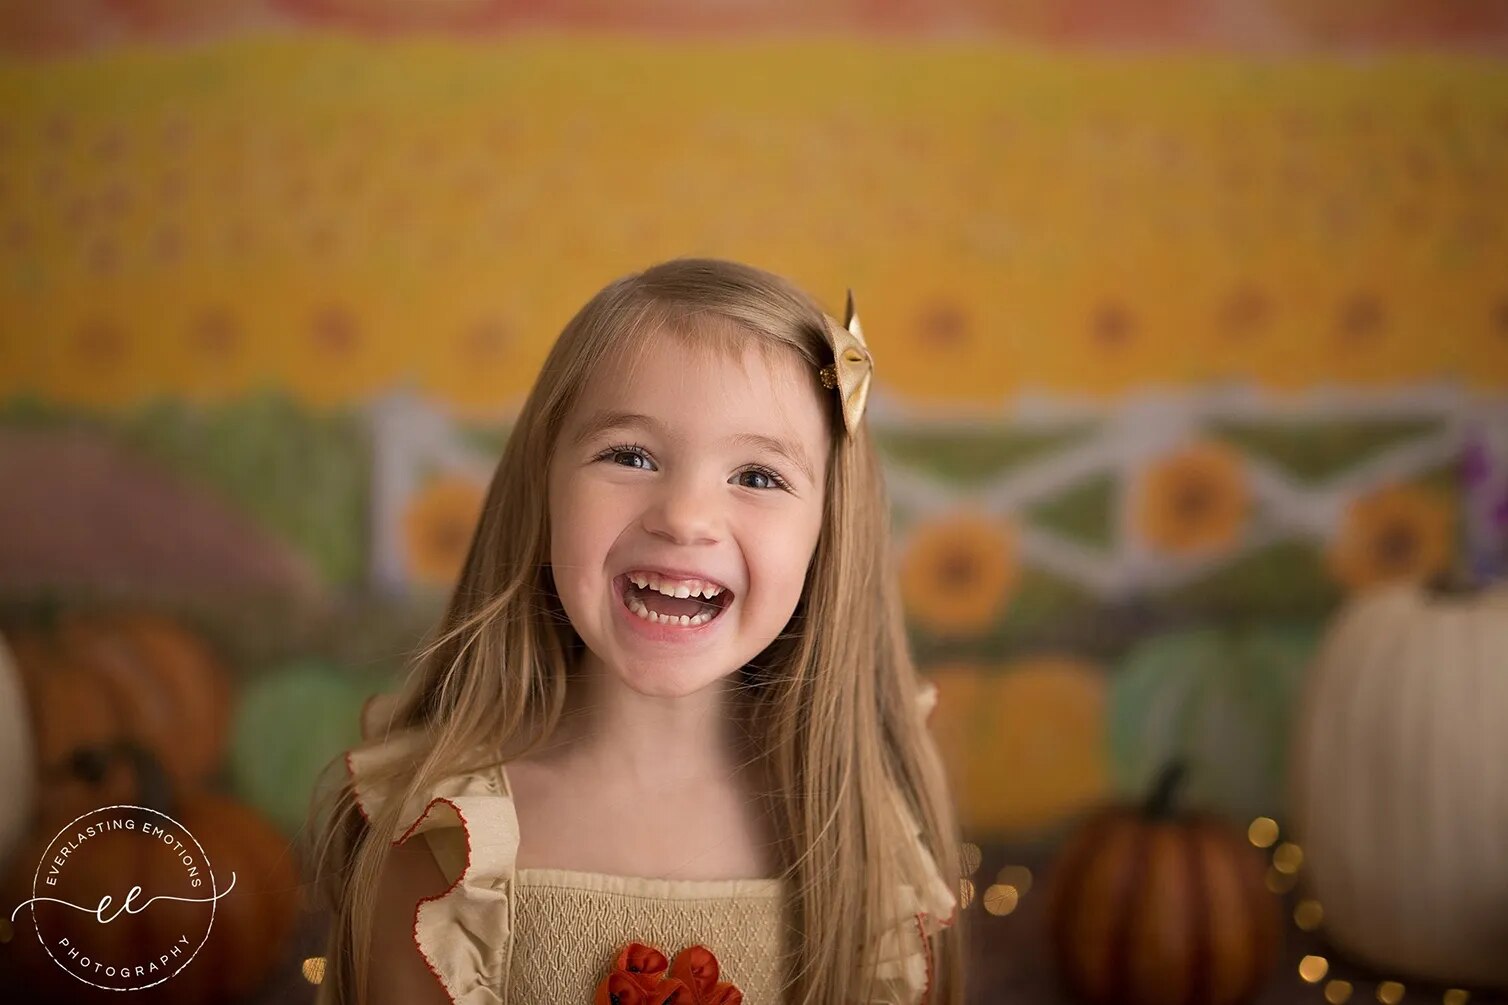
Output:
[0,633,36,865]
[6,611,233,820]
[927,656,1109,839]
[1045,763,1281,1005]
[1109,622,1321,825]
[0,740,301,1004]
[1288,573,1508,988]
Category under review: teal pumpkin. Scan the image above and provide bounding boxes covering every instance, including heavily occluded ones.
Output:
[229,661,368,836]
[1110,622,1321,823]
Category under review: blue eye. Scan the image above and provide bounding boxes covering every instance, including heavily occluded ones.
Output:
[737,466,791,492]
[599,442,654,469]
[593,443,792,492]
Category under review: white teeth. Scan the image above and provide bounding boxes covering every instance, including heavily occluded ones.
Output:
[625,571,726,600]
[622,588,718,626]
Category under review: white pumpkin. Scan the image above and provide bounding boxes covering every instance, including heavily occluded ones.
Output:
[1288,576,1508,988]
[0,633,37,867]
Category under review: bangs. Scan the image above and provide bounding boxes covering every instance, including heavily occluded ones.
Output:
[598,298,798,390]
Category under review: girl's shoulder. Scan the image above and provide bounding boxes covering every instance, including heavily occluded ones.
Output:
[344,692,521,1002]
[344,691,518,843]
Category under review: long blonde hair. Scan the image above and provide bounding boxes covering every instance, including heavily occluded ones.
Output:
[304,257,966,1004]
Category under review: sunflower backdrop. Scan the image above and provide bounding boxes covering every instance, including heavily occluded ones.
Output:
[1,4,1507,998]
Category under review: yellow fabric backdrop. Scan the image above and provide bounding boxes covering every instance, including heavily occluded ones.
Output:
[2,38,1503,416]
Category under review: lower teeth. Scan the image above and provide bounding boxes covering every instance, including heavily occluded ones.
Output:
[623,587,720,626]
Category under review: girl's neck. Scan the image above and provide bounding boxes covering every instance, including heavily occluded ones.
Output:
[504,656,782,880]
[528,653,760,797]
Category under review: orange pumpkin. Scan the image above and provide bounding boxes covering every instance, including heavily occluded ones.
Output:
[1044,763,1281,1005]
[0,741,301,1004]
[926,658,1109,840]
[6,611,232,820]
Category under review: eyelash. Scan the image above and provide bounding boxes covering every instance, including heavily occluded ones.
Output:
[594,441,793,492]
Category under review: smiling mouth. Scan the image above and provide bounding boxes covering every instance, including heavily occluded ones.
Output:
[617,576,733,627]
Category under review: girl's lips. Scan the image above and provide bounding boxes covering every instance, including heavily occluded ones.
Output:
[612,573,732,643]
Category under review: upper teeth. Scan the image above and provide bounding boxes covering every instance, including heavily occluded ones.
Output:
[627,572,725,600]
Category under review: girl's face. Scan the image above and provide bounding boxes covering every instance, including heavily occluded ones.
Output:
[548,333,831,699]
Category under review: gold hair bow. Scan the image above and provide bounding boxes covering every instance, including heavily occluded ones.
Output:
[818,289,874,437]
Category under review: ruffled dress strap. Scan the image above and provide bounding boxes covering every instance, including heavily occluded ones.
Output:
[858,681,959,1004]
[345,692,520,1005]
[859,787,959,1004]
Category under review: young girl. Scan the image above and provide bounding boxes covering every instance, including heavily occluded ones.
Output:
[305,257,965,1005]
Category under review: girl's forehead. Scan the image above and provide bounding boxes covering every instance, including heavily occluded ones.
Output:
[613,317,797,372]
[590,326,818,411]
[567,328,833,468]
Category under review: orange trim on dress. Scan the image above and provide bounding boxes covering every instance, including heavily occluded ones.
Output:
[914,900,957,1005]
[345,748,467,1005]
[913,914,933,1005]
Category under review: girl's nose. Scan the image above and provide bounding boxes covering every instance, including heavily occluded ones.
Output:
[642,475,723,546]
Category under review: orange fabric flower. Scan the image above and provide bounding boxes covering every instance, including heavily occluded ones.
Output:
[670,945,744,1005]
[614,942,670,994]
[594,941,743,1005]
[594,970,691,1005]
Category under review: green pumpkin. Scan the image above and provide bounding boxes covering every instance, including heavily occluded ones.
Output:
[229,660,369,836]
[1109,623,1321,823]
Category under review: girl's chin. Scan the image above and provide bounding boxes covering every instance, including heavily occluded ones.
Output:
[611,660,736,700]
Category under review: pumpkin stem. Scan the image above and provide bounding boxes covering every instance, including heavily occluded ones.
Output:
[1426,565,1483,599]
[1145,761,1187,819]
[23,595,68,635]
[65,739,176,817]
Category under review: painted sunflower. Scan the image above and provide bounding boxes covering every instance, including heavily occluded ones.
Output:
[1326,483,1456,592]
[1133,440,1251,557]
[899,510,1019,636]
[401,472,486,587]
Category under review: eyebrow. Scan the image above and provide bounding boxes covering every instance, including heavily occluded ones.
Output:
[570,409,817,484]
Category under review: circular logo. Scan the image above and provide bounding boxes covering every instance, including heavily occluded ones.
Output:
[13,804,230,991]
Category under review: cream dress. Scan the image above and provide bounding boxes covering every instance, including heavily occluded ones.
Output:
[332,691,955,1005]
